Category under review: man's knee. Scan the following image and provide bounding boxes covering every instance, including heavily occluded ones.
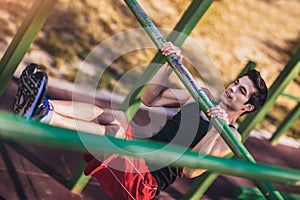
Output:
[105,124,120,136]
[112,110,128,125]
[96,109,116,124]
[96,109,127,124]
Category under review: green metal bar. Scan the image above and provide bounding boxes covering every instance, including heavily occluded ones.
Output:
[238,49,300,141]
[124,1,284,199]
[67,161,91,193]
[281,93,300,103]
[0,0,57,97]
[235,186,300,200]
[68,0,214,193]
[120,0,213,120]
[236,61,257,79]
[68,160,91,193]
[182,172,220,200]
[0,111,300,186]
[270,102,300,145]
[183,61,257,199]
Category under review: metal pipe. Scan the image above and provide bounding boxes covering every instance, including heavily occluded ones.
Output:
[0,111,300,186]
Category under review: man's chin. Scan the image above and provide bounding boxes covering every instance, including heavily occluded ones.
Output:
[220,95,227,103]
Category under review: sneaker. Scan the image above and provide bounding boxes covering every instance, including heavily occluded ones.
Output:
[33,94,54,122]
[13,63,48,120]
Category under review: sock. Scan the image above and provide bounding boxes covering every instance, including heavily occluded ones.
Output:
[40,109,53,124]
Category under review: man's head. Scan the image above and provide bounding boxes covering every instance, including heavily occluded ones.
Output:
[242,69,268,115]
[221,69,268,116]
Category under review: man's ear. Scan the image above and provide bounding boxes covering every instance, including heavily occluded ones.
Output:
[244,104,255,112]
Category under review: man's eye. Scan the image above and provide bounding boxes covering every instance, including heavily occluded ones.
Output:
[240,88,246,95]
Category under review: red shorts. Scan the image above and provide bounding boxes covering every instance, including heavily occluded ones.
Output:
[84,125,158,200]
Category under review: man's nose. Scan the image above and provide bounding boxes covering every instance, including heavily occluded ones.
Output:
[230,86,237,93]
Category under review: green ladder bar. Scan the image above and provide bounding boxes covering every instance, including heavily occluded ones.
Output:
[235,186,300,200]
[68,0,213,193]
[281,93,300,103]
[182,168,220,200]
[1,111,300,185]
[270,102,300,145]
[0,0,57,97]
[238,48,300,141]
[236,61,257,79]
[124,0,284,199]
[183,61,257,200]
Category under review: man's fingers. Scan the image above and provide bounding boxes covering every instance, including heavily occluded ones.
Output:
[162,43,183,60]
[207,107,229,124]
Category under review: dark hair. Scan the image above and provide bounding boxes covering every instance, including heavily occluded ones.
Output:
[242,69,268,115]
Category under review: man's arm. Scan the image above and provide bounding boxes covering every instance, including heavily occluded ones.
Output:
[141,42,193,108]
[141,62,192,107]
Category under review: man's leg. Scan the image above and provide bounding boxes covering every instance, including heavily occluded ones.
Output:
[50,100,128,129]
[48,100,129,138]
[48,111,105,135]
[14,63,129,138]
[50,100,104,121]
[13,64,158,199]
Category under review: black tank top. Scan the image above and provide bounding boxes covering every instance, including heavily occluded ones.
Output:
[147,102,211,193]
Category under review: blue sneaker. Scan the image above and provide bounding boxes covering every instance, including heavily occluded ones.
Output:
[34,94,54,122]
[13,63,48,120]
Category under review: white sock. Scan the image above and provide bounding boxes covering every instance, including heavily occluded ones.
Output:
[40,109,53,124]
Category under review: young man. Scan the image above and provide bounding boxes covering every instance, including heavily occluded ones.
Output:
[14,42,268,199]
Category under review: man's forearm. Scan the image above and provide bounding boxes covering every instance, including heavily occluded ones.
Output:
[141,62,173,105]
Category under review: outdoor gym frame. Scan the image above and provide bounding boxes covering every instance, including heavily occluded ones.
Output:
[0,0,299,199]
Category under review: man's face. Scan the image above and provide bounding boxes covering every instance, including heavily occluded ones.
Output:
[220,76,257,112]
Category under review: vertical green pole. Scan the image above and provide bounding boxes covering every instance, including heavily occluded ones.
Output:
[238,49,300,141]
[67,161,91,193]
[68,0,213,193]
[270,102,300,145]
[183,61,257,200]
[0,0,57,97]
[236,61,256,78]
[182,171,220,200]
[124,0,284,199]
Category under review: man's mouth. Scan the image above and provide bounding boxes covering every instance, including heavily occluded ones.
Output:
[225,90,232,99]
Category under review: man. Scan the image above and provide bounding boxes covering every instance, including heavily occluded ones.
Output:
[13,42,268,199]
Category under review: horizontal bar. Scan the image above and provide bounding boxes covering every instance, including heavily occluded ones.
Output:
[235,186,300,200]
[0,111,300,186]
[281,93,300,103]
